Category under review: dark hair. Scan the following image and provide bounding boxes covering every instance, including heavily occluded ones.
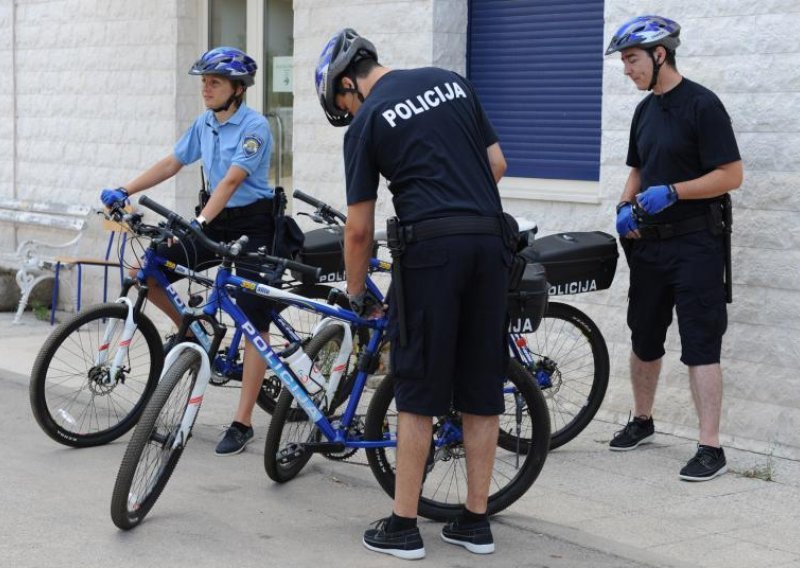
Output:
[350,56,379,78]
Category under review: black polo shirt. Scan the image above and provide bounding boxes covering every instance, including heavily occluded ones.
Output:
[627,77,741,222]
[343,67,502,223]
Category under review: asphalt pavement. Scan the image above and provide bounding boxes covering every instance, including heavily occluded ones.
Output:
[1,309,799,568]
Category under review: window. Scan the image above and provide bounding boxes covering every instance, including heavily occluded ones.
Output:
[468,0,604,200]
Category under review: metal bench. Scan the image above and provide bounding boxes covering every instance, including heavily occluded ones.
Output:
[0,197,126,324]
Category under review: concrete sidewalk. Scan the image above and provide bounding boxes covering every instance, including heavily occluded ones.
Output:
[3,309,799,567]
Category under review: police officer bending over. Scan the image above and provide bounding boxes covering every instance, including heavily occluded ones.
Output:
[315,29,513,559]
[606,16,743,481]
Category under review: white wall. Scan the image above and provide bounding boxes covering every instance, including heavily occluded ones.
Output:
[597,0,800,459]
[292,0,800,458]
[292,0,467,224]
[0,0,204,309]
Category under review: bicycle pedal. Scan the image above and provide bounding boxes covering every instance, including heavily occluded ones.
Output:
[277,443,305,464]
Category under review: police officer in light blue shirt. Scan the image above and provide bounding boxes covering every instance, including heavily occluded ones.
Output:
[100,47,276,457]
[174,102,273,208]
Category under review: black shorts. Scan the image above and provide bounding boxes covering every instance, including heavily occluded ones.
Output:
[157,209,278,331]
[389,233,511,416]
[627,229,727,366]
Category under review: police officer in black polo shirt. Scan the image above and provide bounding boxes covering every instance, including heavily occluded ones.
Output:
[605,16,743,481]
[315,29,513,559]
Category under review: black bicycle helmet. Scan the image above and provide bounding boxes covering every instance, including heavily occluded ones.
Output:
[314,28,378,127]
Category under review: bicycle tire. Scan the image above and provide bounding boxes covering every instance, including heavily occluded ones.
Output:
[110,349,202,530]
[364,359,550,521]
[29,303,163,447]
[521,301,609,449]
[263,325,345,482]
[256,284,360,413]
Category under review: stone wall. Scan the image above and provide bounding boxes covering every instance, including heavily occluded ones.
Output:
[0,0,203,310]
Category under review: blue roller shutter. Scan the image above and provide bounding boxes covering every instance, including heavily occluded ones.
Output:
[468,0,604,181]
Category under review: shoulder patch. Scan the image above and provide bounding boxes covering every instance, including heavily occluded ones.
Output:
[242,135,264,157]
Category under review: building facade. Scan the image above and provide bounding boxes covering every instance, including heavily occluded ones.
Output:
[1,0,799,457]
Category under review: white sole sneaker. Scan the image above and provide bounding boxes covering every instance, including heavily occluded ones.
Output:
[609,433,655,451]
[362,539,425,560]
[679,464,728,482]
[440,534,495,554]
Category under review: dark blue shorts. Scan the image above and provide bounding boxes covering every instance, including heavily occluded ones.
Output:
[389,233,511,416]
[627,229,727,366]
[157,211,278,331]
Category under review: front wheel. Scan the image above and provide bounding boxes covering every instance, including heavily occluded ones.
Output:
[29,303,163,447]
[520,301,609,449]
[257,284,360,413]
[263,325,346,483]
[364,360,549,521]
[110,349,202,530]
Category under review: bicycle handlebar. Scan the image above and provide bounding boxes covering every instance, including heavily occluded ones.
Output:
[137,195,321,279]
[293,189,347,224]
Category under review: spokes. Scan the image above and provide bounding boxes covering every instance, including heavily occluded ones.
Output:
[43,316,152,435]
[127,366,195,511]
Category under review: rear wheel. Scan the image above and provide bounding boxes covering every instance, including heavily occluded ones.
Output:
[364,360,549,521]
[110,349,202,530]
[520,302,609,449]
[256,284,362,413]
[263,325,348,482]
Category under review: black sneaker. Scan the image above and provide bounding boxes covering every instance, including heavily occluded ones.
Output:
[441,518,495,554]
[215,424,254,456]
[363,517,425,560]
[609,415,655,451]
[680,445,727,481]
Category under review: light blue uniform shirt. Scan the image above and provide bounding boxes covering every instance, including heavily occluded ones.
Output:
[174,103,273,207]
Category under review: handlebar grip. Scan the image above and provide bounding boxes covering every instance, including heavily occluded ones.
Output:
[293,189,348,223]
[138,195,182,224]
[258,251,321,280]
[293,189,324,209]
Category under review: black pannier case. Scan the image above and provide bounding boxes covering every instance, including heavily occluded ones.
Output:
[507,263,548,333]
[519,231,618,296]
[294,226,346,283]
[294,226,378,284]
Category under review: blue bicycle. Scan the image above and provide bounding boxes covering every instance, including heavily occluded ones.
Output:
[109,196,550,529]
[29,202,345,448]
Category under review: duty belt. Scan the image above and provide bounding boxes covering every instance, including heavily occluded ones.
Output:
[637,214,710,240]
[397,215,504,243]
[215,198,272,222]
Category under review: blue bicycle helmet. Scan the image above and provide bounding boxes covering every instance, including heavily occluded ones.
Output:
[315,29,378,127]
[605,15,681,56]
[189,47,257,87]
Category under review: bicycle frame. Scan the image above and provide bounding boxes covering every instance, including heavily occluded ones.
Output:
[169,257,393,451]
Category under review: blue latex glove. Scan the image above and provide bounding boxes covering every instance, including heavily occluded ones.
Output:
[616,203,639,236]
[100,187,129,207]
[636,184,678,215]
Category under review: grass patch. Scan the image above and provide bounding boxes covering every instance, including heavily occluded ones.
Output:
[30,301,51,322]
[733,454,775,482]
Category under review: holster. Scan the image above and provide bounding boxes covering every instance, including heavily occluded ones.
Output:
[386,217,408,347]
[712,194,734,303]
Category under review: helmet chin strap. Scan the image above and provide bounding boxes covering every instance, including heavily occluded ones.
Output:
[211,86,245,113]
[647,49,664,91]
